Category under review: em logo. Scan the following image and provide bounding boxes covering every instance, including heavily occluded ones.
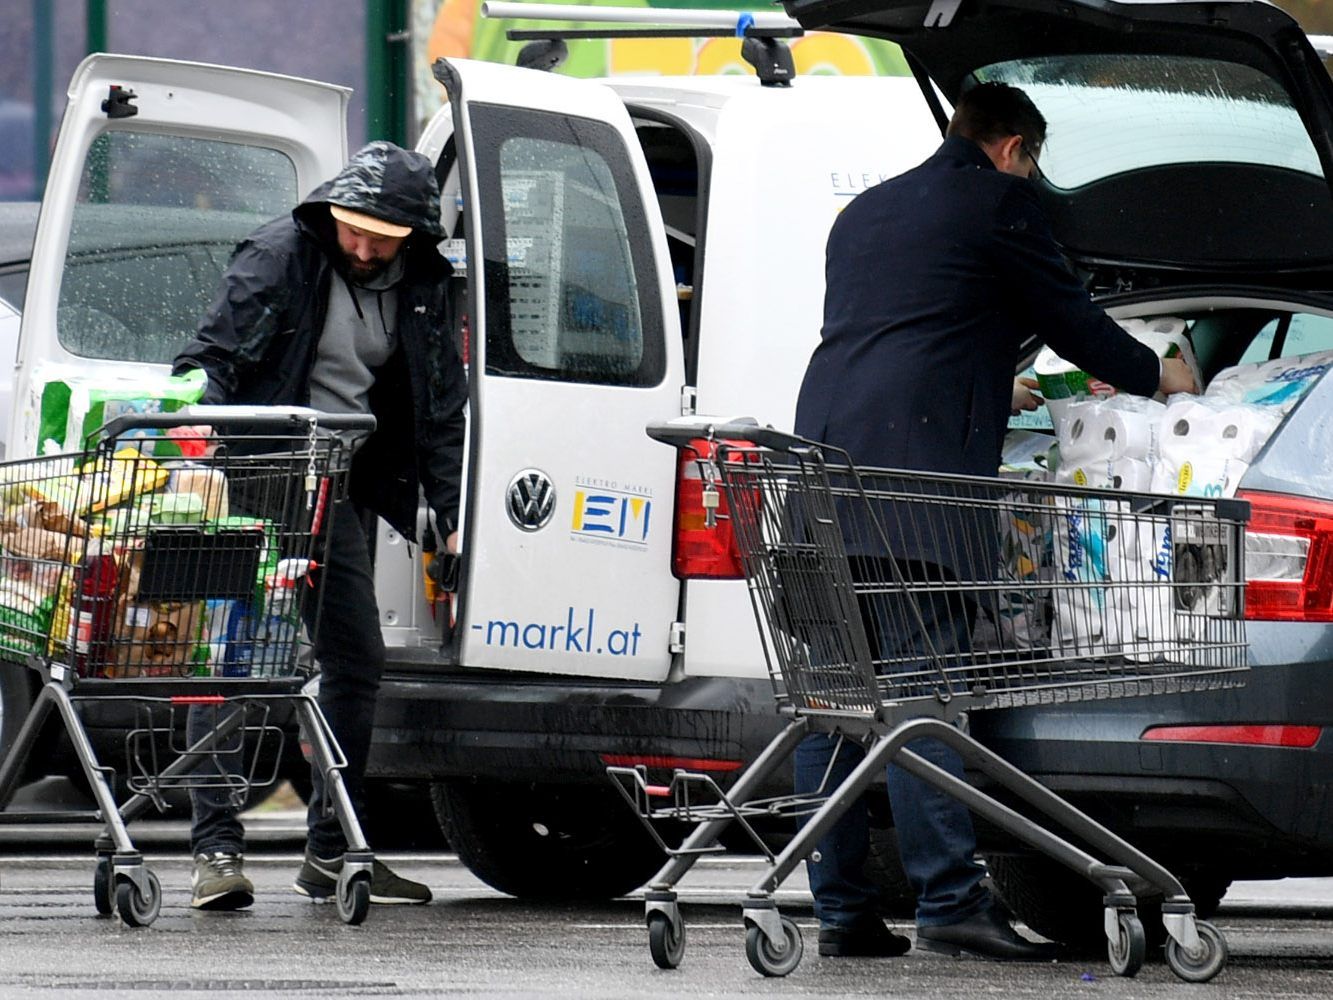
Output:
[571,488,652,544]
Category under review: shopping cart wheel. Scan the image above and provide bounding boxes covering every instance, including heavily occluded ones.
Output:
[744,916,803,977]
[93,858,114,916]
[647,911,686,969]
[115,870,161,927]
[1164,920,1228,984]
[1106,911,1146,977]
[337,871,371,926]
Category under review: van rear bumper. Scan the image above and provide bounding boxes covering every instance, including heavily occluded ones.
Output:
[370,670,786,786]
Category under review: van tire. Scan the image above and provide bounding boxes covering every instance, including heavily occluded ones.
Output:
[430,778,666,899]
[986,853,1230,951]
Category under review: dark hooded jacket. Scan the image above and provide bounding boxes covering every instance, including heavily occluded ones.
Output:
[173,142,466,540]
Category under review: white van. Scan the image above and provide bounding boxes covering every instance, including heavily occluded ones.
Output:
[0,42,939,893]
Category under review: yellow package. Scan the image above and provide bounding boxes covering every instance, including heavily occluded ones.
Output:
[30,448,169,515]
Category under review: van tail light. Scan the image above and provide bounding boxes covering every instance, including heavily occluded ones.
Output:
[672,438,744,579]
[1237,490,1333,622]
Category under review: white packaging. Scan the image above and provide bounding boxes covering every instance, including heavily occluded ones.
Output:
[1054,396,1162,490]
[1035,317,1200,430]
[1205,348,1333,414]
[1150,397,1281,498]
[1052,497,1120,656]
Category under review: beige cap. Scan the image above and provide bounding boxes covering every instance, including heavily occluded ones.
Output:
[329,204,412,239]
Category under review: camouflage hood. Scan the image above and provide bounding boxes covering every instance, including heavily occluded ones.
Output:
[297,140,445,241]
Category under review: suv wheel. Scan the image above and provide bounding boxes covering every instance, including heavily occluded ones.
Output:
[986,852,1230,951]
[430,778,666,899]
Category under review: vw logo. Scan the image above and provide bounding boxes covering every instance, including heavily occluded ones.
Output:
[506,469,556,531]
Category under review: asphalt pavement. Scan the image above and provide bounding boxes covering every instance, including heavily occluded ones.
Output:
[2,809,1333,998]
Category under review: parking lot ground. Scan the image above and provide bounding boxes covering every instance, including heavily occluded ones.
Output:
[3,831,1333,1000]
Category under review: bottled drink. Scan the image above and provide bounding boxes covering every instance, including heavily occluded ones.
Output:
[68,550,119,677]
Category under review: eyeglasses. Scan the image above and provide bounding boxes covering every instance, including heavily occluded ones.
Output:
[1017,139,1044,180]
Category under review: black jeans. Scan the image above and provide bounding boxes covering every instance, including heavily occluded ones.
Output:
[189,500,385,857]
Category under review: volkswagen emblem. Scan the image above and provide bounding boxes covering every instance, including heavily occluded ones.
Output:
[506,469,556,531]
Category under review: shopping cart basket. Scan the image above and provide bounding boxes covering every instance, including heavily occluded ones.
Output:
[0,406,378,926]
[609,418,1249,982]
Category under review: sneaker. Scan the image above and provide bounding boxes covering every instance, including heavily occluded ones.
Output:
[191,852,254,910]
[293,851,432,905]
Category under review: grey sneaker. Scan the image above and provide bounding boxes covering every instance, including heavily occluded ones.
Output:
[293,851,432,905]
[191,852,254,910]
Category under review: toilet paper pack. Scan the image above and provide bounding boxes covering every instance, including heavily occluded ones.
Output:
[1205,348,1333,414]
[1035,316,1200,430]
[1052,496,1122,656]
[1054,396,1163,491]
[21,363,208,457]
[1149,397,1281,498]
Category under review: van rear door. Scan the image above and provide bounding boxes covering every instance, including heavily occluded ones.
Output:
[10,54,349,455]
[435,58,685,681]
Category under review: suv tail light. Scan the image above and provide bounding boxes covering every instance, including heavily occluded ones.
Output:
[672,438,744,579]
[1238,490,1333,621]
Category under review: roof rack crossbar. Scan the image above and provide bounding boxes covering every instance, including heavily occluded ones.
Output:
[506,26,803,41]
[482,2,801,32]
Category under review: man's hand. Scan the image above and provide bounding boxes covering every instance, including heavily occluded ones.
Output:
[1011,376,1043,414]
[445,530,459,555]
[1159,356,1199,396]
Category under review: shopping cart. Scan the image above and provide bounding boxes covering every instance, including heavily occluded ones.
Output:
[0,407,378,926]
[609,418,1249,982]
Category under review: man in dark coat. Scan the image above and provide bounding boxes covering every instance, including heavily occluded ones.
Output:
[792,83,1196,959]
[175,141,467,910]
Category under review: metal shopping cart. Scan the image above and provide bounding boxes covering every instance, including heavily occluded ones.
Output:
[0,407,378,926]
[609,418,1249,982]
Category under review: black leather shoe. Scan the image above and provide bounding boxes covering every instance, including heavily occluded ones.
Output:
[818,919,913,957]
[915,906,1060,961]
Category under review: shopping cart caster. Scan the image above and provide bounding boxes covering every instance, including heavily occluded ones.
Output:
[1105,909,1146,977]
[115,869,161,927]
[336,851,373,926]
[93,856,114,917]
[1164,919,1228,983]
[647,910,686,969]
[743,904,803,978]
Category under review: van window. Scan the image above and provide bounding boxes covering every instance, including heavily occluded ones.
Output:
[469,104,665,387]
[59,131,296,363]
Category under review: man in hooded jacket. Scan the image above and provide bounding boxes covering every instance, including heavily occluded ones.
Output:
[174,141,466,910]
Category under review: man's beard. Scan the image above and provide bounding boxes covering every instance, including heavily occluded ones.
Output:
[342,253,389,282]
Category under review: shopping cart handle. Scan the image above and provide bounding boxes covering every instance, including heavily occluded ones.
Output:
[646,417,811,453]
[95,406,378,440]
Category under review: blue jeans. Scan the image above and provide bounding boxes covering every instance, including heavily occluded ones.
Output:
[190,501,385,858]
[793,583,990,929]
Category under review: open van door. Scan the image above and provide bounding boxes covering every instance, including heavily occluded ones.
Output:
[434,58,685,681]
[10,54,349,455]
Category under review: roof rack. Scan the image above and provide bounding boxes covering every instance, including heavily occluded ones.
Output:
[482,2,802,85]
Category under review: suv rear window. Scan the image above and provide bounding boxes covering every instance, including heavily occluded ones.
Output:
[59,131,296,362]
[975,54,1320,190]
